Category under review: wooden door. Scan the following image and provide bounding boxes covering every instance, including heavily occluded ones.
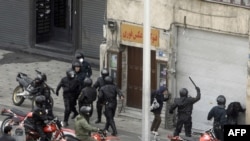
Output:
[127,47,156,109]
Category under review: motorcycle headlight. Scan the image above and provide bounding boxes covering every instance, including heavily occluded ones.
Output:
[60,121,64,127]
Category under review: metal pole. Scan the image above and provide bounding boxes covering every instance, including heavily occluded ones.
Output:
[142,0,151,141]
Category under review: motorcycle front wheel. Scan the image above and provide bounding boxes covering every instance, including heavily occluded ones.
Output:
[0,117,13,134]
[12,86,25,106]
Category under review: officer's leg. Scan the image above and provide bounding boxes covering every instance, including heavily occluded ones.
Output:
[63,98,70,126]
[103,109,110,131]
[184,117,192,137]
[109,107,117,136]
[70,98,79,119]
[36,125,48,141]
[95,99,103,123]
[174,118,184,136]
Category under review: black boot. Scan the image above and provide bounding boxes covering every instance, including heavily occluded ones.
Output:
[71,111,79,119]
[110,121,117,136]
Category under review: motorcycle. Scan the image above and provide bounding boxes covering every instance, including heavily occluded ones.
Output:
[91,130,120,141]
[199,128,219,141]
[12,70,54,108]
[1,108,27,133]
[1,108,76,141]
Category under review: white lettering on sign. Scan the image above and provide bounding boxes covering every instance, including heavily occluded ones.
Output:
[228,129,247,136]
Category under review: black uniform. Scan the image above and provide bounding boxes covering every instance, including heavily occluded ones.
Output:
[93,77,106,122]
[208,105,227,141]
[81,61,92,78]
[78,86,97,121]
[169,88,200,137]
[99,82,123,136]
[32,105,49,141]
[56,76,80,124]
[31,82,54,118]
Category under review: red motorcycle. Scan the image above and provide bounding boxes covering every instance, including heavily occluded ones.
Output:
[1,108,76,141]
[168,128,219,141]
[1,108,27,133]
[199,128,219,141]
[91,130,120,141]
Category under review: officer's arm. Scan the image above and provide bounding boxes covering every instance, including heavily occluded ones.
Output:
[93,78,99,89]
[207,107,214,120]
[191,87,201,103]
[56,79,63,94]
[116,87,124,99]
[169,102,177,114]
[88,64,92,77]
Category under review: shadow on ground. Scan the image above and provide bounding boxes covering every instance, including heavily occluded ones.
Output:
[0,52,51,64]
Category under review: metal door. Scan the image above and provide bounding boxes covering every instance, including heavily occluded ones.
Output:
[127,47,157,109]
[52,0,73,42]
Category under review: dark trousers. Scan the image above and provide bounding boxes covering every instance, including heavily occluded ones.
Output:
[96,99,103,121]
[174,115,192,137]
[63,98,78,122]
[151,113,161,132]
[214,126,224,141]
[104,103,117,135]
[35,124,48,141]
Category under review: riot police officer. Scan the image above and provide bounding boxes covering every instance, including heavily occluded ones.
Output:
[207,95,227,141]
[169,87,201,137]
[32,72,54,118]
[32,95,49,141]
[93,68,109,123]
[75,52,92,78]
[78,77,97,122]
[99,76,124,136]
[56,69,80,126]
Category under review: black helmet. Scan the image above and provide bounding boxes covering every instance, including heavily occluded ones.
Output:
[84,77,92,87]
[35,73,47,84]
[35,95,46,108]
[79,106,91,116]
[66,69,75,79]
[179,88,188,97]
[104,76,113,84]
[75,52,84,59]
[72,60,82,69]
[217,95,226,105]
[101,68,109,78]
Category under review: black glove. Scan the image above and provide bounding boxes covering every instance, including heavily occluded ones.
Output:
[195,87,200,93]
[56,92,59,96]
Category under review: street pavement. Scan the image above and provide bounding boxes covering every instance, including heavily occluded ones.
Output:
[0,49,199,141]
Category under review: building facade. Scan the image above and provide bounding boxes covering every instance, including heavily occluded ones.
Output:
[101,0,250,130]
[0,0,106,60]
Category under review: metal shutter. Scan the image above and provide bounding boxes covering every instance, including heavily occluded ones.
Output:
[176,27,248,131]
[0,0,31,46]
[81,0,106,59]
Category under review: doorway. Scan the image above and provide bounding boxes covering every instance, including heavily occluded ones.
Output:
[127,47,157,109]
[35,0,78,52]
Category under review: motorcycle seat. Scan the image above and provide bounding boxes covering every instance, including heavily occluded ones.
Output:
[11,108,28,117]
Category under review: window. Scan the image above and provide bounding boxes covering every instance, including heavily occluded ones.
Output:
[204,0,250,7]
